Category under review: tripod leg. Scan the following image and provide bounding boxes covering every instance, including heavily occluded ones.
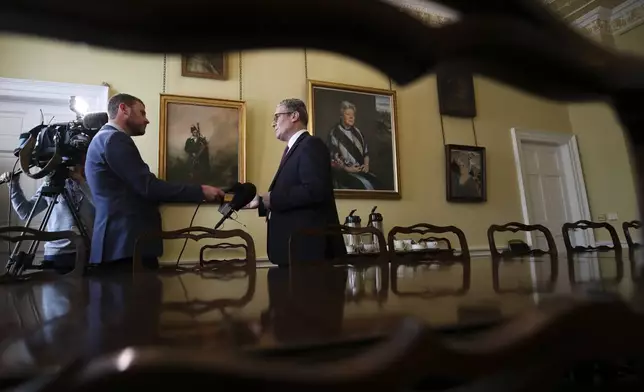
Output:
[4,192,49,274]
[61,189,90,247]
[25,194,58,255]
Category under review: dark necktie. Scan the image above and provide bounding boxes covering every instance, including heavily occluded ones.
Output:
[279,146,289,166]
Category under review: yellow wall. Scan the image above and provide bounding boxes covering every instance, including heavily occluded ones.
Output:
[0,33,575,260]
[568,23,644,242]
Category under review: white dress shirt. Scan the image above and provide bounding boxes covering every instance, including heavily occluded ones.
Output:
[287,129,308,150]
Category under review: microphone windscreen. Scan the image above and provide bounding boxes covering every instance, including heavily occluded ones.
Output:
[224,182,243,193]
[83,112,109,130]
[230,183,257,210]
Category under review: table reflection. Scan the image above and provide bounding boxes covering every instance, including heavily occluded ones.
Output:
[1,250,644,377]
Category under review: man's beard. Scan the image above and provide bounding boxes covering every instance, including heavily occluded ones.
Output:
[126,118,145,135]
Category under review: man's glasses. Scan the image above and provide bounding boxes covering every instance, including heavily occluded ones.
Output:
[273,112,293,122]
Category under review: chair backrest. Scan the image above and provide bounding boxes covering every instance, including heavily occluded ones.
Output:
[288,225,388,265]
[487,222,557,258]
[199,242,249,267]
[387,223,470,261]
[133,226,256,273]
[562,220,621,253]
[0,226,87,277]
[622,220,641,249]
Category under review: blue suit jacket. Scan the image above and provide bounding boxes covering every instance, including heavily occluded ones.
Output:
[85,125,204,263]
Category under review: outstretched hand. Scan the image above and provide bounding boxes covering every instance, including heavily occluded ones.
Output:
[0,171,19,184]
[201,185,225,202]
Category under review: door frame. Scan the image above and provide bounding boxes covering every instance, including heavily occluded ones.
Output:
[510,128,595,248]
[0,77,108,109]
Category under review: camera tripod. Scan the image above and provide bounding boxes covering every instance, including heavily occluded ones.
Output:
[2,169,90,278]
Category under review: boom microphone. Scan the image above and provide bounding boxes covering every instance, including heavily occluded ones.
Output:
[214,182,257,230]
[82,112,109,130]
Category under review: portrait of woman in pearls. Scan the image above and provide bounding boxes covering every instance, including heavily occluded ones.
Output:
[327,101,382,190]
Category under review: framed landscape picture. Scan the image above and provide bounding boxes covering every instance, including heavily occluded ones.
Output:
[181,53,227,80]
[308,80,401,199]
[159,94,246,191]
[445,144,486,202]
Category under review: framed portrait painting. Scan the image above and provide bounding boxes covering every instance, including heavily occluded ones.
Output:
[308,80,401,199]
[181,53,227,80]
[445,144,486,202]
[159,94,246,191]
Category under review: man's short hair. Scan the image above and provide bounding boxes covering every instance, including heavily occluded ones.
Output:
[107,93,144,119]
[279,98,308,126]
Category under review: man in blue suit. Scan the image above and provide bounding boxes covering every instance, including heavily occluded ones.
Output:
[247,98,345,265]
[85,93,224,269]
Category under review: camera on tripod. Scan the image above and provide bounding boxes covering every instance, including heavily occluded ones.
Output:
[2,97,108,279]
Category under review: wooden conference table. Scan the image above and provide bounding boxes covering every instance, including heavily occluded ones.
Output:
[1,249,643,389]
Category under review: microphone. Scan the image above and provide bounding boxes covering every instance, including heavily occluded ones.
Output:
[214,182,257,230]
[82,112,109,130]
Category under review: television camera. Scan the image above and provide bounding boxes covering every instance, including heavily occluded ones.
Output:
[1,96,108,279]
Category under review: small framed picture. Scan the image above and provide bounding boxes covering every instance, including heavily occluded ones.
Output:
[181,53,227,80]
[445,144,486,202]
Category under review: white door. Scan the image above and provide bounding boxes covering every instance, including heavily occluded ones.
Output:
[521,142,578,252]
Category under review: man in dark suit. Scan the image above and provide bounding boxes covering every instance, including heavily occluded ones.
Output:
[85,93,224,269]
[247,98,345,265]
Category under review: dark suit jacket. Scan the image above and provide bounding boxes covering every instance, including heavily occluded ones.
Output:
[263,132,346,265]
[85,125,204,263]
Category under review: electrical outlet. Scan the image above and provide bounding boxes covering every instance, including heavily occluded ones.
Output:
[597,214,607,222]
[607,212,619,221]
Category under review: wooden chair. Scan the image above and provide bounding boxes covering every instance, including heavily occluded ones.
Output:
[133,226,256,273]
[388,223,470,262]
[288,225,388,266]
[623,220,641,249]
[0,226,87,278]
[562,220,621,253]
[487,222,557,258]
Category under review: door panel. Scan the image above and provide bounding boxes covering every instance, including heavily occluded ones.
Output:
[522,143,573,252]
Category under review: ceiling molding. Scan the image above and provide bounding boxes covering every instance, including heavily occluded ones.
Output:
[382,0,459,25]
[573,0,644,36]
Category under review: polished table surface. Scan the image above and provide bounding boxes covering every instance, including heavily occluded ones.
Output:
[1,250,643,378]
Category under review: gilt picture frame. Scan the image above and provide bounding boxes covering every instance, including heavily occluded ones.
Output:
[308,80,401,199]
[181,53,227,80]
[159,94,246,192]
[445,144,486,202]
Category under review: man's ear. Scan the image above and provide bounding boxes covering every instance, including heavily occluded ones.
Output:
[119,103,129,115]
[291,111,300,123]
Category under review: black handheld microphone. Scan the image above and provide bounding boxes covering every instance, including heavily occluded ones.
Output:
[214,182,257,230]
[82,112,109,130]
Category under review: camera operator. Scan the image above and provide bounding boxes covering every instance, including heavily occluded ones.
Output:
[1,165,94,273]
[85,93,224,271]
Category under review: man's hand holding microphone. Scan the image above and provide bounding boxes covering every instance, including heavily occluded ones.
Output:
[201,185,226,202]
